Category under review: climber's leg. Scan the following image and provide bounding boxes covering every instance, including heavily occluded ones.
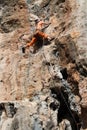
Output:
[26,37,37,48]
[36,31,48,39]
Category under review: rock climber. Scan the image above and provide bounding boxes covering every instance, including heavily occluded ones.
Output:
[24,19,50,49]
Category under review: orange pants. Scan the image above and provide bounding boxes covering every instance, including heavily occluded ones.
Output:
[26,31,48,48]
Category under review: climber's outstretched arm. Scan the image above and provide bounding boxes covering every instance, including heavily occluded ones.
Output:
[26,37,37,48]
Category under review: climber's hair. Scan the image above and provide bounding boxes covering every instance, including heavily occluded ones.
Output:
[35,19,39,24]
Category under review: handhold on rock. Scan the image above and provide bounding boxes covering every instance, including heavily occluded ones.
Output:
[60,68,68,80]
[0,80,3,82]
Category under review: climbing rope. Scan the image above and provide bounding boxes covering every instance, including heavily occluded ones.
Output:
[42,38,79,130]
[18,34,32,97]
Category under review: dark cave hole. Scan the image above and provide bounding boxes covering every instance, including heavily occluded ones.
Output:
[50,101,59,111]
[56,0,65,5]
[52,49,59,57]
[60,68,68,80]
[81,107,87,128]
[0,103,4,115]
[50,87,81,130]
[76,63,87,77]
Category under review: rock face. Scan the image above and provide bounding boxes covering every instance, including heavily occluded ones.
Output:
[0,0,30,100]
[0,0,87,130]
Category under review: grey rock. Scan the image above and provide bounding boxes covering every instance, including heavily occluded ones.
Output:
[4,103,16,118]
[33,119,42,130]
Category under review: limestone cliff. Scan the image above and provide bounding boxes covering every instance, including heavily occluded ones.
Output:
[0,0,87,130]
